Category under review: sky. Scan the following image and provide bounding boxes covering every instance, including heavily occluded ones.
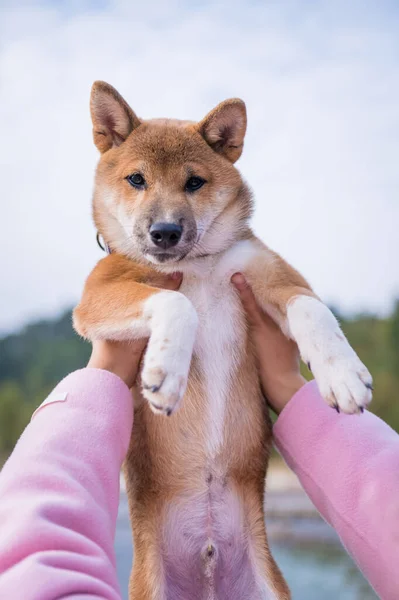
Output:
[1,0,398,335]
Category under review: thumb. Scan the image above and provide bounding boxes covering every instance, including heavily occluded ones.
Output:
[231,273,263,326]
[156,272,183,291]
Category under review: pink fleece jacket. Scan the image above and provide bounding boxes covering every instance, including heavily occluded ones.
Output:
[0,370,398,600]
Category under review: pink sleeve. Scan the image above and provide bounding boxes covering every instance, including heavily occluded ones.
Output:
[274,380,399,600]
[0,368,133,600]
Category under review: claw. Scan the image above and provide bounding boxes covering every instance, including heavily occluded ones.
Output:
[359,406,364,414]
[143,383,161,393]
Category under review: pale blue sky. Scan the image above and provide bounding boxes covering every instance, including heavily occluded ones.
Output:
[1,0,398,333]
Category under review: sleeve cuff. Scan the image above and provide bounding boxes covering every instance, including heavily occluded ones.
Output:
[273,379,321,444]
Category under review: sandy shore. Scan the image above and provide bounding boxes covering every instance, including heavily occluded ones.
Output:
[266,461,318,518]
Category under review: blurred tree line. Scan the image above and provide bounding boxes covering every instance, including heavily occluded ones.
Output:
[0,311,91,461]
[0,302,398,461]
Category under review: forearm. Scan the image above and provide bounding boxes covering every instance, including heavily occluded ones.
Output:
[273,380,399,600]
[0,368,133,600]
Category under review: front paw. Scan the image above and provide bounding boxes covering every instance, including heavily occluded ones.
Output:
[141,364,187,416]
[312,354,373,414]
[140,291,197,416]
[287,296,373,415]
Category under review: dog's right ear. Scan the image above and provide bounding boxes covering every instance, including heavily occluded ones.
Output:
[90,81,141,153]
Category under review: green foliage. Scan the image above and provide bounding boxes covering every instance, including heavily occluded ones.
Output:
[0,303,398,460]
[338,304,399,430]
[0,381,31,454]
[0,310,90,461]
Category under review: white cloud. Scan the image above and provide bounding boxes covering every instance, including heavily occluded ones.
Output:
[1,0,398,333]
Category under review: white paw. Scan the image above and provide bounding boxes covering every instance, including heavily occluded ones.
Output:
[309,353,373,414]
[140,290,198,416]
[288,296,373,415]
[142,365,187,416]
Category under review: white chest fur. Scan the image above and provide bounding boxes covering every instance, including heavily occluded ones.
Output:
[179,241,256,455]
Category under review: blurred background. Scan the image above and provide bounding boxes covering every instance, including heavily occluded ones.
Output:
[1,1,398,598]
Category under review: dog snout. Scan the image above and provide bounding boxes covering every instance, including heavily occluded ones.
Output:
[149,222,183,250]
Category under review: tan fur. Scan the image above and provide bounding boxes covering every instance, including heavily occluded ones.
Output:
[243,238,317,320]
[73,254,169,339]
[74,81,329,600]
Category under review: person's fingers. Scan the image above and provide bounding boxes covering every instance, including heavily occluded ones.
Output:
[152,272,183,291]
[231,273,263,326]
[231,273,284,333]
[163,272,183,291]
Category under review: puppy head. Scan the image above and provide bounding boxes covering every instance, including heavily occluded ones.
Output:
[90,81,252,267]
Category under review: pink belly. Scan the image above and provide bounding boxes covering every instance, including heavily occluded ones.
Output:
[162,480,262,600]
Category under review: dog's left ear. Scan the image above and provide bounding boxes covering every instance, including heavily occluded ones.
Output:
[197,99,247,163]
[90,81,141,153]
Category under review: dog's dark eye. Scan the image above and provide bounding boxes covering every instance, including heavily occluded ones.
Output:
[185,176,206,192]
[127,173,145,188]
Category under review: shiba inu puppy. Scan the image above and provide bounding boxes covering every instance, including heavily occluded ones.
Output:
[74,81,373,600]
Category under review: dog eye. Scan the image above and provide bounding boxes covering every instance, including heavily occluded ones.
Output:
[185,176,206,192]
[127,173,146,188]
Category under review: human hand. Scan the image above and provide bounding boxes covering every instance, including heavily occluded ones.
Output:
[87,273,183,388]
[231,273,306,414]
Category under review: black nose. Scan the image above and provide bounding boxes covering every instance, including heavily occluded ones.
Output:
[149,222,183,249]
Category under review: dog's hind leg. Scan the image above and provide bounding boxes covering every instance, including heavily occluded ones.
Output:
[128,554,166,600]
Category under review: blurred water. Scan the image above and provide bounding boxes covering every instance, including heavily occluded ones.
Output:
[115,494,377,600]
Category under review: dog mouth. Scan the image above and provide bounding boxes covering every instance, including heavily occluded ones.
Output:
[144,233,206,264]
[144,249,188,264]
